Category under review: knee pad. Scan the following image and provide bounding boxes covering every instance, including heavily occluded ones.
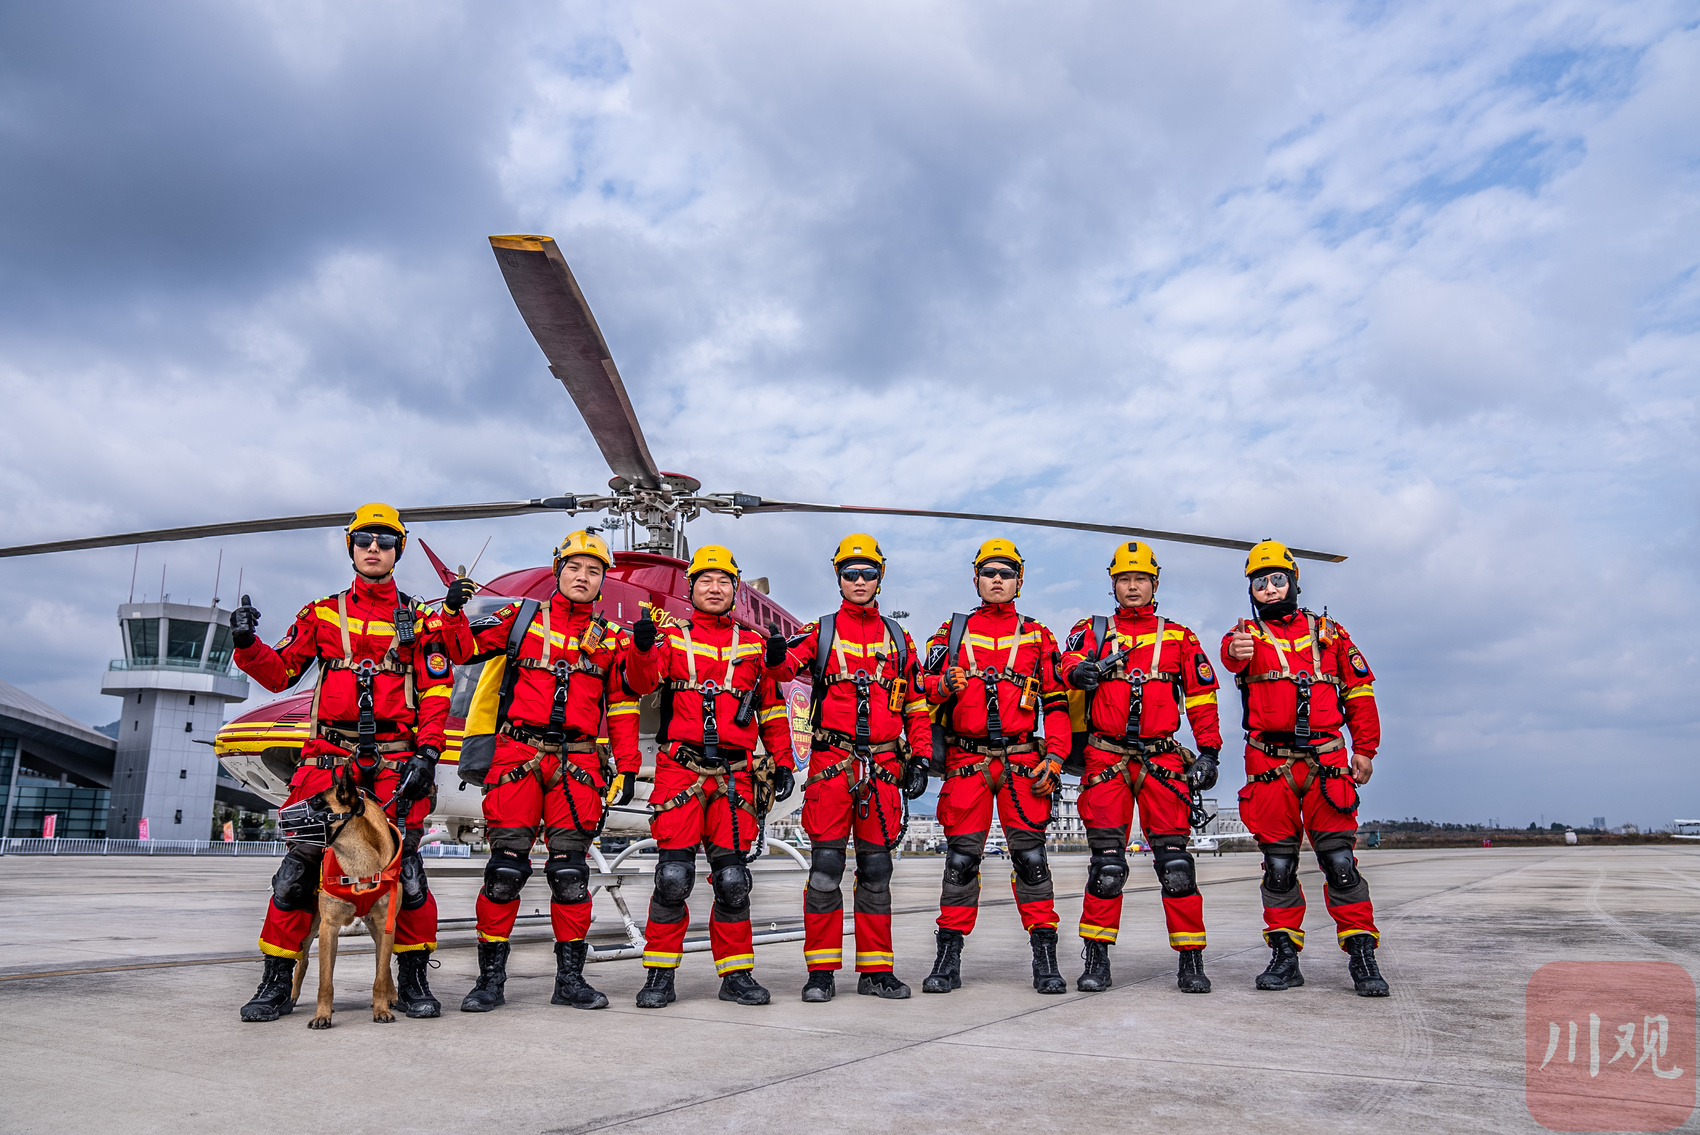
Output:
[1011,844,1050,887]
[482,848,532,904]
[1152,846,1197,898]
[1086,848,1129,899]
[399,851,430,911]
[270,850,320,911]
[545,853,591,904]
[856,849,893,891]
[943,849,981,887]
[1314,842,1361,890]
[1261,851,1300,895]
[653,853,696,906]
[807,846,846,894]
[709,856,752,910]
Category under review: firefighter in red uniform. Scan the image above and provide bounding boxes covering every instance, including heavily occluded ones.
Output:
[231,503,475,1022]
[918,539,1072,995]
[457,531,661,1013]
[1219,540,1388,997]
[635,545,796,1008]
[1060,541,1223,994]
[779,534,933,1003]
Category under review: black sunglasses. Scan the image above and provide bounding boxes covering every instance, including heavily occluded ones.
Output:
[839,567,881,582]
[351,532,400,550]
[978,567,1019,580]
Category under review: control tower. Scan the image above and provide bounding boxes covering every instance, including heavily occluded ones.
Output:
[102,602,249,839]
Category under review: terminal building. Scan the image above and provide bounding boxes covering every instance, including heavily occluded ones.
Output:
[0,600,266,842]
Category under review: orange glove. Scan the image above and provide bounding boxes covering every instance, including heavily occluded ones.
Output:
[939,666,968,696]
[1031,757,1063,797]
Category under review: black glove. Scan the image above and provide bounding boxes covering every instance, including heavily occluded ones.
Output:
[1187,750,1219,792]
[765,626,787,668]
[444,578,476,614]
[633,611,657,652]
[396,746,440,805]
[1068,660,1101,691]
[230,595,261,650]
[605,772,636,807]
[903,760,929,800]
[773,765,795,803]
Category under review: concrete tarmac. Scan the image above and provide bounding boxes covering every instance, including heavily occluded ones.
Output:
[2,846,1698,1134]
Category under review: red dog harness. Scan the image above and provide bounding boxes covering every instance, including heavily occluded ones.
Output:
[320,825,404,937]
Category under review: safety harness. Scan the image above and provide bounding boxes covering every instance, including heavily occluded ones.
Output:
[1077,613,1209,830]
[1236,612,1358,816]
[483,600,614,837]
[655,623,776,864]
[307,591,421,789]
[805,613,913,851]
[930,610,1053,831]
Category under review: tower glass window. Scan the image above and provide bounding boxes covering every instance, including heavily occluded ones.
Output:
[207,624,234,668]
[126,618,159,664]
[166,620,207,662]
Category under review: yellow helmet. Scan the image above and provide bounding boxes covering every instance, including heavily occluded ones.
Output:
[973,537,1023,573]
[553,530,614,573]
[1107,540,1160,579]
[1245,539,1298,579]
[687,544,740,582]
[832,533,885,572]
[345,503,406,558]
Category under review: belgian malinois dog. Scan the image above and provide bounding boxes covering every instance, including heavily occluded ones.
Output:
[289,767,403,1028]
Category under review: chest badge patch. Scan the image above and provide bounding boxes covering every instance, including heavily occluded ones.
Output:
[425,652,451,679]
[1347,650,1368,676]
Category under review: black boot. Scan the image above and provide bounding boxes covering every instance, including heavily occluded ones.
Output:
[239,955,298,1022]
[921,928,964,993]
[1076,939,1112,992]
[1255,931,1304,991]
[394,950,442,1018]
[857,971,911,999]
[1029,927,1067,994]
[719,970,771,1005]
[635,967,676,1008]
[801,971,836,1003]
[550,940,609,1010]
[1177,947,1211,994]
[459,940,509,1012]
[1346,934,1389,997]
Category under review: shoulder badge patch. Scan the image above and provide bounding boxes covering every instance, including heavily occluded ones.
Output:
[1347,649,1369,677]
[1065,628,1086,652]
[425,651,451,679]
[1194,654,1216,686]
[274,626,297,651]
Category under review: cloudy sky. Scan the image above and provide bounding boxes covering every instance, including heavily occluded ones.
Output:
[1,0,1694,829]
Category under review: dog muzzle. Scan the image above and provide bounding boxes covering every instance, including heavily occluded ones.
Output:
[278,798,359,848]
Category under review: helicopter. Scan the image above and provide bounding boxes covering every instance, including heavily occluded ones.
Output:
[0,233,1346,843]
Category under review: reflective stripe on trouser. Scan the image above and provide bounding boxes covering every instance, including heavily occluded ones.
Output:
[801,756,902,972]
[1238,744,1378,950]
[257,764,437,957]
[934,749,1057,935]
[474,738,605,943]
[1075,744,1206,950]
[642,758,759,972]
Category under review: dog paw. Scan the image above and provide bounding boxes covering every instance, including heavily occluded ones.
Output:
[308,1016,333,1030]
[373,1009,395,1023]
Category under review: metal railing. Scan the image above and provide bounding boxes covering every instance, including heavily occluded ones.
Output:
[0,836,474,857]
[108,656,241,677]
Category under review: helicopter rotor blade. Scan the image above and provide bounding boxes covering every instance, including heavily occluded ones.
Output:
[489,235,662,491]
[0,497,603,560]
[720,497,1346,563]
